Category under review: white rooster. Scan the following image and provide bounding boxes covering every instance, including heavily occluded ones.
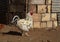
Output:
[11,12,33,36]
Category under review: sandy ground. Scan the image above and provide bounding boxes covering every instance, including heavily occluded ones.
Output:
[0,24,60,42]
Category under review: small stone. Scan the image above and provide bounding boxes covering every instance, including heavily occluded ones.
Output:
[18,38,20,40]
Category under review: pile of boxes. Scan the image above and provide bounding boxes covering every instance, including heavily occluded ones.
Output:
[29,0,58,28]
[32,13,57,29]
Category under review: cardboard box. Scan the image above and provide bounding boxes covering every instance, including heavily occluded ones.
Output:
[48,0,52,4]
[38,5,46,13]
[42,13,50,21]
[46,0,52,4]
[29,5,36,13]
[48,5,51,13]
[41,22,47,28]
[32,13,41,22]
[53,21,58,27]
[30,0,45,4]
[51,13,57,20]
[33,22,40,28]
[47,21,52,28]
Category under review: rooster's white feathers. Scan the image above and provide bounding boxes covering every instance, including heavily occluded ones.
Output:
[11,12,33,32]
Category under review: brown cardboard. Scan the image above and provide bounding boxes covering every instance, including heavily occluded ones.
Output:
[38,5,46,13]
[46,0,52,4]
[30,0,45,4]
[41,22,47,28]
[29,5,36,13]
[53,21,58,27]
[47,21,52,28]
[42,13,50,21]
[48,5,51,13]
[51,13,57,20]
[32,13,41,22]
[33,22,40,28]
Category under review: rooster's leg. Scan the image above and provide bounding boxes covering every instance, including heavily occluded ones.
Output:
[24,32,30,36]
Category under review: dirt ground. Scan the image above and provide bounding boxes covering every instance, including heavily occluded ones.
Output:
[0,24,60,42]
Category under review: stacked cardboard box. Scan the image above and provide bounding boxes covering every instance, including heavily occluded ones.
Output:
[41,13,52,28]
[38,5,47,13]
[29,5,36,13]
[53,21,57,27]
[47,21,52,28]
[29,0,57,28]
[33,22,40,28]
[32,13,57,28]
[46,21,57,28]
[41,13,50,21]
[48,5,51,13]
[48,0,52,4]
[51,13,57,28]
[32,13,41,22]
[46,0,52,5]
[32,13,41,28]
[51,13,57,21]
[30,0,45,4]
[40,22,47,28]
[41,14,57,28]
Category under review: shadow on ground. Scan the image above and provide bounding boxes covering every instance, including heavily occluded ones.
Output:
[2,31,22,36]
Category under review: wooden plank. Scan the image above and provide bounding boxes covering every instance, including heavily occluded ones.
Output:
[33,22,40,28]
[38,5,46,13]
[42,13,50,21]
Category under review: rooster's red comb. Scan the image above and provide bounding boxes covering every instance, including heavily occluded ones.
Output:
[30,12,33,15]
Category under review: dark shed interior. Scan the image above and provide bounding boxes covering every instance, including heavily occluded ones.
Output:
[0,0,26,24]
